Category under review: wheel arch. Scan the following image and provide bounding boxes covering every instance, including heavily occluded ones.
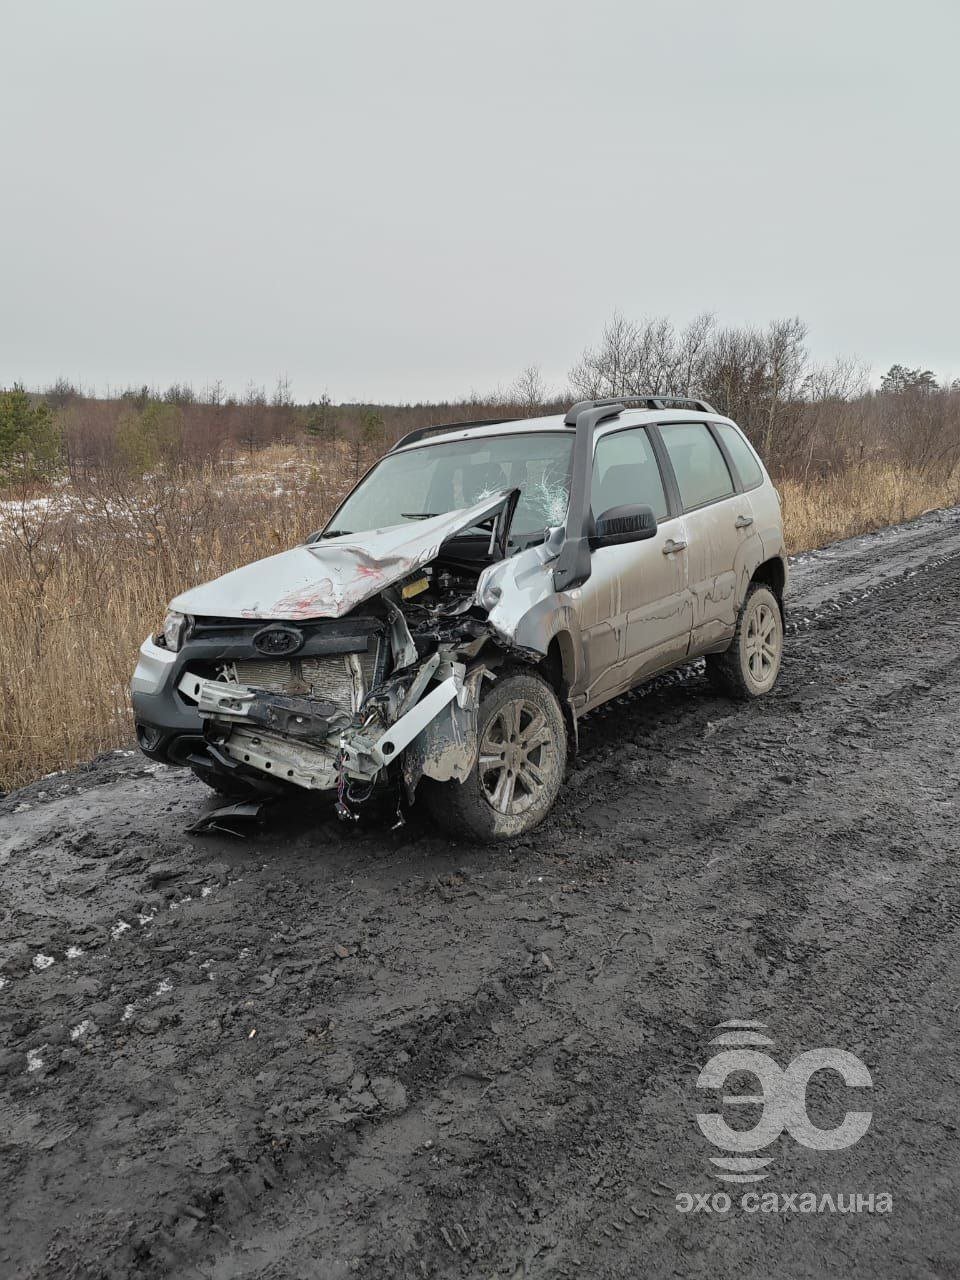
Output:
[537,630,577,692]
[537,631,580,758]
[750,556,787,620]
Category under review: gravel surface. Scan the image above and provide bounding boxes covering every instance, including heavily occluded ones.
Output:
[2,506,960,1280]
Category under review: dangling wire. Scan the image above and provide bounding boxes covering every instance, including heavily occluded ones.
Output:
[334,749,358,822]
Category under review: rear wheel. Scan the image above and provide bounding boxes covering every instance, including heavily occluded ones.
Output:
[422,671,566,841]
[706,584,783,699]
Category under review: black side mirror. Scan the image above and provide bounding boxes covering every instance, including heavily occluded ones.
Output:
[590,503,658,548]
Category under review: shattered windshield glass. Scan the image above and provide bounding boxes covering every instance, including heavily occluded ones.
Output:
[327,432,573,538]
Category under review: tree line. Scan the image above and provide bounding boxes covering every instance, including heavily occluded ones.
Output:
[3,312,959,483]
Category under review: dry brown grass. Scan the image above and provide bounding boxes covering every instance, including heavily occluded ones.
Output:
[779,462,960,552]
[0,446,355,791]
[1,450,957,791]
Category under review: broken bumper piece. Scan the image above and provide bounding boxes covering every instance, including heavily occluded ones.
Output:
[177,670,469,794]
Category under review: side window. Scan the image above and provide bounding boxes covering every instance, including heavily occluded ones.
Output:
[591,427,668,520]
[659,422,734,510]
[715,422,764,490]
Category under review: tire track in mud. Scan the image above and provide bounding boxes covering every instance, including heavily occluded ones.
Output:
[2,508,960,1279]
[468,547,960,1279]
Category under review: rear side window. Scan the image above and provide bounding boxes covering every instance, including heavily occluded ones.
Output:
[659,422,734,510]
[591,427,668,520]
[715,422,764,489]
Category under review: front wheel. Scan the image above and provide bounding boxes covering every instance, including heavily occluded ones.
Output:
[421,671,567,841]
[705,584,783,699]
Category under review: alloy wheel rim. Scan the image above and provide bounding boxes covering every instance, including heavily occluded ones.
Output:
[479,698,556,815]
[745,602,779,682]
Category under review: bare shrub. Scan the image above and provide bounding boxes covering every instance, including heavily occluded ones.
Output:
[569,312,718,399]
[509,365,548,416]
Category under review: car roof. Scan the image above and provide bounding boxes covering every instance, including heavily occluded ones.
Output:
[390,408,736,454]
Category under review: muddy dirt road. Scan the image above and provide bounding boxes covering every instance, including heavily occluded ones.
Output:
[3,507,960,1280]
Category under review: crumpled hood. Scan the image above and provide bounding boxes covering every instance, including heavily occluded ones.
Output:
[170,490,516,621]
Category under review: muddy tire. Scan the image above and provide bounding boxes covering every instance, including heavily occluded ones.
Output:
[421,671,566,842]
[706,583,783,699]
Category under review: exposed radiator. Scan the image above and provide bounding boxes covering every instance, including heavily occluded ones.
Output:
[223,650,379,713]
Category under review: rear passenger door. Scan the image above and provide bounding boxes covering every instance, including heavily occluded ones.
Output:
[654,421,761,653]
[713,420,781,566]
[576,426,693,707]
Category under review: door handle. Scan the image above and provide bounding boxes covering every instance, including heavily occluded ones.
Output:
[662,538,687,555]
[735,514,754,528]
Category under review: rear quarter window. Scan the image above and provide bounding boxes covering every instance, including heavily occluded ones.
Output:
[715,423,764,490]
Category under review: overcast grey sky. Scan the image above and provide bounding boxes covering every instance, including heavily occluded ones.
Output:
[3,0,958,402]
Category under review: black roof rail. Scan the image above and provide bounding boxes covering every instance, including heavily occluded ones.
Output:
[390,417,516,451]
[563,394,717,425]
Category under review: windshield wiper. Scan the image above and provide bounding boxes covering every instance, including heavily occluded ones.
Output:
[401,512,439,519]
[320,528,351,538]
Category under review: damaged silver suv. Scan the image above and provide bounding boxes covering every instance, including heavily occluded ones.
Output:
[131,397,787,840]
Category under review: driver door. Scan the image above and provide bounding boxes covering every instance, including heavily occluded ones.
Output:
[576,426,693,709]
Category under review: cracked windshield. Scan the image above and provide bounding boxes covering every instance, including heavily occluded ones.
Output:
[327,431,573,539]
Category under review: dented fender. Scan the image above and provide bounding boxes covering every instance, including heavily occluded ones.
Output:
[477,538,586,686]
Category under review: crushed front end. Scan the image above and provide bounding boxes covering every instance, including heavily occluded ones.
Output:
[177,589,489,816]
[131,491,524,818]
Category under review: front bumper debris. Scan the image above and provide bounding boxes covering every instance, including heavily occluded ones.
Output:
[177,666,473,795]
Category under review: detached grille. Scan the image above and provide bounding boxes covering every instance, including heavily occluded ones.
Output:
[224,650,380,714]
